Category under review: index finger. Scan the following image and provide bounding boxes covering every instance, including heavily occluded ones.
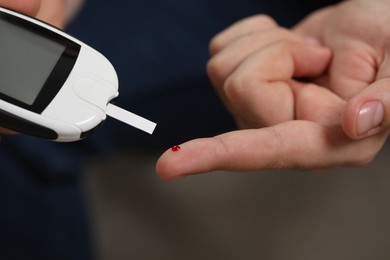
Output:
[156,121,385,180]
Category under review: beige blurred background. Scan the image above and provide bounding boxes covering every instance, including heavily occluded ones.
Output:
[84,141,390,260]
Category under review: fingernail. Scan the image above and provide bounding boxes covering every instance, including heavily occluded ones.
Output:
[357,101,384,136]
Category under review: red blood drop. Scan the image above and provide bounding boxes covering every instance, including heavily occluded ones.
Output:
[171,145,181,152]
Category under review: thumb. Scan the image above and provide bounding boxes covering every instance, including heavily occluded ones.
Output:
[0,0,41,16]
[342,78,390,139]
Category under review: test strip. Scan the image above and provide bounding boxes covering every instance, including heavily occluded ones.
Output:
[106,103,157,134]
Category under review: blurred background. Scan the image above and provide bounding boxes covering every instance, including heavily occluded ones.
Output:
[3,0,390,259]
[85,142,390,260]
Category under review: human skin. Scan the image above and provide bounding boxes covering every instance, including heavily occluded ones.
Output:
[156,0,390,180]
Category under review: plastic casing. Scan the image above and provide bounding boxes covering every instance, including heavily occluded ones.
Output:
[0,7,119,142]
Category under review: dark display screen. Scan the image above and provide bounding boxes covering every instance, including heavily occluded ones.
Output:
[0,18,66,105]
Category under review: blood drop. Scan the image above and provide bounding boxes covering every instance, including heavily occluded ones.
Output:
[171,145,181,152]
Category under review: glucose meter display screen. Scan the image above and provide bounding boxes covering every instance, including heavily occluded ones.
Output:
[0,19,66,105]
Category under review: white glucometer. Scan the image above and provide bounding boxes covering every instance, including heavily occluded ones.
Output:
[0,7,156,142]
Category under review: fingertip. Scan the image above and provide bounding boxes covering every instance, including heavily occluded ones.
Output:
[156,158,174,181]
[156,143,196,180]
[1,0,41,16]
[155,148,184,180]
[341,76,390,140]
[343,99,385,140]
[156,138,225,180]
[307,42,332,58]
[288,41,332,78]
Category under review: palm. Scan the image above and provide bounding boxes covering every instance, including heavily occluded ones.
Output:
[294,1,390,100]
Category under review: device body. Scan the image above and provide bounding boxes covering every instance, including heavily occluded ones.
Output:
[0,7,119,141]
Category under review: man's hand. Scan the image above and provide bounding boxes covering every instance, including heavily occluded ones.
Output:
[156,1,390,180]
[0,0,41,17]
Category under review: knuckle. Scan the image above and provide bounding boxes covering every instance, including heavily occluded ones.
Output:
[224,73,247,100]
[209,14,278,55]
[272,40,291,51]
[206,56,227,85]
[224,70,263,103]
[248,14,278,28]
[209,35,224,55]
[206,56,220,77]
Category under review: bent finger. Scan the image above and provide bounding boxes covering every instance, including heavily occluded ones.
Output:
[207,27,303,90]
[209,14,278,55]
[222,41,331,126]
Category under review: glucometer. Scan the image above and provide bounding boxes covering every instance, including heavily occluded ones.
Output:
[0,7,156,142]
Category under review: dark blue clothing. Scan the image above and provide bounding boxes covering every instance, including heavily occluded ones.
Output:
[0,1,339,259]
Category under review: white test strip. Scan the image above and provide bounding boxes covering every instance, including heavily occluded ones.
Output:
[106,103,157,134]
